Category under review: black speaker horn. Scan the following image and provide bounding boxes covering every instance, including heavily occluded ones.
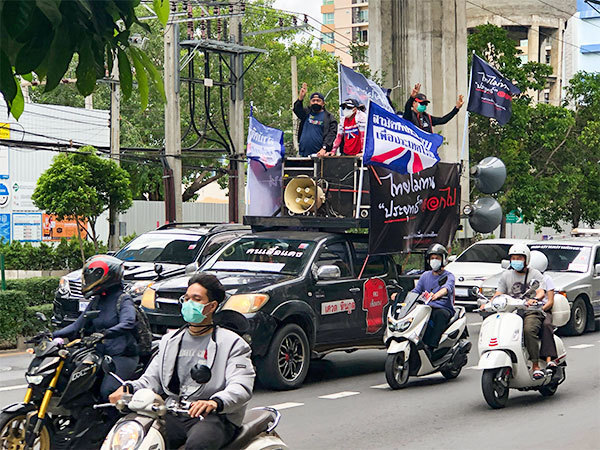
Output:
[463,197,502,234]
[471,157,506,194]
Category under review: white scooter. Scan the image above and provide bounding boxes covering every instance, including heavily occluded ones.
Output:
[96,359,288,450]
[384,281,471,389]
[477,286,570,409]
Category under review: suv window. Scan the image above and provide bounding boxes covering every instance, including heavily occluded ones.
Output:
[456,243,511,263]
[315,242,352,278]
[352,241,387,277]
[115,233,205,264]
[200,233,239,263]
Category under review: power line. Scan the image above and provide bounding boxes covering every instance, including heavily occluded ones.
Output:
[534,0,600,31]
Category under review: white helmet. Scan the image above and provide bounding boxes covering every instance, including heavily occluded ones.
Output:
[528,250,548,273]
[508,243,531,265]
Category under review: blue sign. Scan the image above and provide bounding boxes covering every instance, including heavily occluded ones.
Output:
[0,182,9,208]
[0,213,10,243]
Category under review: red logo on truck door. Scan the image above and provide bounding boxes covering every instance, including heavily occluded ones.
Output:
[362,277,389,333]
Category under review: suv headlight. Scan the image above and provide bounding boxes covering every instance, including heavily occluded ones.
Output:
[128,281,154,297]
[223,294,269,313]
[57,277,70,296]
[110,420,144,450]
[141,287,156,310]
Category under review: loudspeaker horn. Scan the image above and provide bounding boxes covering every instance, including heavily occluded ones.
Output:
[463,197,502,234]
[284,176,325,215]
[471,157,506,194]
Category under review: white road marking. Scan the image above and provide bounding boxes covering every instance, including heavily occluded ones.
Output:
[0,384,27,392]
[466,365,480,369]
[319,391,360,399]
[569,344,594,349]
[268,402,304,410]
[370,383,390,389]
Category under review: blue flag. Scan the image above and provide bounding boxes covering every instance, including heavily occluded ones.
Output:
[246,112,285,168]
[339,64,394,112]
[363,101,443,175]
[467,54,521,126]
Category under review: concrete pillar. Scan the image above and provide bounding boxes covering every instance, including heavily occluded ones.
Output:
[549,25,563,105]
[527,23,540,103]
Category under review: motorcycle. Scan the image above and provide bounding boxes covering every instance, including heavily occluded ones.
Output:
[97,357,288,450]
[0,311,157,450]
[383,279,471,389]
[477,284,570,409]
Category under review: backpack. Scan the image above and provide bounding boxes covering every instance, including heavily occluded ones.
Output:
[117,294,153,356]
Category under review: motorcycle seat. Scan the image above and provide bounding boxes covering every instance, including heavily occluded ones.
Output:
[446,306,465,328]
[227,409,274,449]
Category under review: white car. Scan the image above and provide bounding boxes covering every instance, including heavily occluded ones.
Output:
[446,239,535,308]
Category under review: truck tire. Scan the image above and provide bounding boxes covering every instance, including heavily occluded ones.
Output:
[256,324,310,390]
[561,297,587,336]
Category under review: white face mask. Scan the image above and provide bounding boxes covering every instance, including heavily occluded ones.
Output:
[342,108,356,118]
[430,259,442,271]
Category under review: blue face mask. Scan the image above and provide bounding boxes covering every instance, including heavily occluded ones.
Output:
[181,300,207,324]
[416,104,427,113]
[510,260,525,272]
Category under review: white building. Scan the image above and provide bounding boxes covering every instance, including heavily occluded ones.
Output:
[564,0,600,83]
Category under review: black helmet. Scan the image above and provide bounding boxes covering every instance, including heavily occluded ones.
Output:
[426,243,448,266]
[81,255,124,298]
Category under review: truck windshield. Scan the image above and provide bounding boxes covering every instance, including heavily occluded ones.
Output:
[115,234,205,264]
[530,245,591,273]
[209,238,315,275]
[456,243,512,263]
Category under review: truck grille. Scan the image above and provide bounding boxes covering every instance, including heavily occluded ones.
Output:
[156,293,182,314]
[68,279,84,299]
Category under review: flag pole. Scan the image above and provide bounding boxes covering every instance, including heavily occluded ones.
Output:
[355,100,371,219]
[459,51,475,164]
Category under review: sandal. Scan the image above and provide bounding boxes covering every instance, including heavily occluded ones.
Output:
[532,369,545,380]
[547,361,557,369]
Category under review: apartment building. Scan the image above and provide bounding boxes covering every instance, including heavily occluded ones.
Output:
[320,0,369,67]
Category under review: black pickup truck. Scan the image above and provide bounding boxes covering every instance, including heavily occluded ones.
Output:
[140,229,418,390]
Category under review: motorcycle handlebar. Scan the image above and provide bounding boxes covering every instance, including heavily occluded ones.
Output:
[93,403,114,409]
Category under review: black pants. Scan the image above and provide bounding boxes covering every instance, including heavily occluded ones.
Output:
[423,308,452,348]
[540,312,558,360]
[165,413,238,450]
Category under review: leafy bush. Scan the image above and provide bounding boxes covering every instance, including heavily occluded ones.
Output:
[21,304,54,337]
[6,277,60,306]
[0,290,28,343]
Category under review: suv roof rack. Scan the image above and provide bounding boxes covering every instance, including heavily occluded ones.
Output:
[156,222,249,232]
[243,216,369,232]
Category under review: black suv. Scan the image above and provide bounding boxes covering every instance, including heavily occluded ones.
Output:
[141,229,416,390]
[52,223,249,327]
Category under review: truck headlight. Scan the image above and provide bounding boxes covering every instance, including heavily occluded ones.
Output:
[141,287,156,310]
[223,294,269,313]
[110,420,144,450]
[58,277,70,296]
[128,281,154,297]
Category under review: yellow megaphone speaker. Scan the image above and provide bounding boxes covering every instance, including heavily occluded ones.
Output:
[284,176,325,215]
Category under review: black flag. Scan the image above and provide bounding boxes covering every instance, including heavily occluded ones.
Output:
[467,54,521,126]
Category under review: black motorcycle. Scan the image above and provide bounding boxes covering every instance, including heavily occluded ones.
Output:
[0,311,156,450]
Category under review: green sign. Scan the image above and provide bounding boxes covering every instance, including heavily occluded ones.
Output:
[506,210,523,224]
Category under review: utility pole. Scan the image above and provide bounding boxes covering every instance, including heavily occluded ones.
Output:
[164,12,183,224]
[228,0,245,222]
[291,55,299,153]
[108,64,120,250]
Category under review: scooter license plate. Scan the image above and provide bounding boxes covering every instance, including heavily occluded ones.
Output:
[78,301,88,312]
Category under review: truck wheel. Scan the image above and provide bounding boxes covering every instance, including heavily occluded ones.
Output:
[0,412,51,450]
[561,297,587,336]
[385,353,410,389]
[481,368,509,409]
[256,324,310,390]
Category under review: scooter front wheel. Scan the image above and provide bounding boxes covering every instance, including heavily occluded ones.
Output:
[481,368,510,409]
[385,353,410,389]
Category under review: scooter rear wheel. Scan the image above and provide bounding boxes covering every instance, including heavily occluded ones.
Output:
[482,368,509,409]
[385,353,410,389]
[539,383,558,396]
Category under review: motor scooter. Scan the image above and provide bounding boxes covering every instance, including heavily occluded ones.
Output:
[384,281,471,389]
[477,285,570,409]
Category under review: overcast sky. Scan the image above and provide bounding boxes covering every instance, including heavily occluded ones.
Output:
[272,0,322,22]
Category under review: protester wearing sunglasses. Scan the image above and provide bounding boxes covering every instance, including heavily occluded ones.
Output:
[321,98,367,157]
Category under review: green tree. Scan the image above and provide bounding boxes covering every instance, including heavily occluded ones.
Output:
[32,146,132,258]
[0,0,168,119]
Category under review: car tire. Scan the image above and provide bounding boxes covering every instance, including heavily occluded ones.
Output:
[256,323,310,390]
[561,297,587,336]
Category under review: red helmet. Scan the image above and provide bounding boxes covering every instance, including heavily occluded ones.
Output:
[81,255,124,298]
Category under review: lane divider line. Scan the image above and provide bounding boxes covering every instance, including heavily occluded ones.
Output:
[0,384,27,392]
[267,402,304,410]
[318,391,360,399]
[569,344,595,349]
[370,383,390,389]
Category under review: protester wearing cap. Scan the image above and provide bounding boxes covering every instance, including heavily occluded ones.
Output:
[293,82,338,157]
[326,98,367,157]
[403,83,464,132]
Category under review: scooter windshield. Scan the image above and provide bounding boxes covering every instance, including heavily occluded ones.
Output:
[392,291,421,320]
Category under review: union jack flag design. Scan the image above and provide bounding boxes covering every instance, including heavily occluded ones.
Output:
[363,101,443,175]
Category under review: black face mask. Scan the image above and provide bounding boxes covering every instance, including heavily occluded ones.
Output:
[310,103,323,113]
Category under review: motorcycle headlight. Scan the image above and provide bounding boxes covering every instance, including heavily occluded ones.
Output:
[58,277,70,296]
[110,420,144,450]
[128,281,154,297]
[491,295,508,312]
[397,318,413,332]
[26,375,44,385]
[223,294,269,313]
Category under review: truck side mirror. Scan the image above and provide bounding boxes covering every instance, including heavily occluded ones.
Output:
[185,261,199,275]
[595,263,600,277]
[316,265,341,281]
[447,255,457,263]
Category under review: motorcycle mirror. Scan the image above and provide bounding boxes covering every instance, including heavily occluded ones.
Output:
[501,259,510,269]
[35,312,48,322]
[471,157,506,194]
[190,363,212,384]
[101,355,117,375]
[438,275,448,286]
[463,197,503,234]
